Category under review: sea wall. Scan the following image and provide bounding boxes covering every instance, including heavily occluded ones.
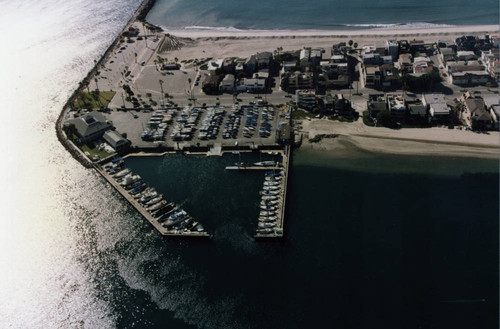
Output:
[55,0,157,169]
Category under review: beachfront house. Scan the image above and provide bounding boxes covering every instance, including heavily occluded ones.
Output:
[463,97,492,130]
[64,112,112,144]
[256,52,273,69]
[386,94,407,120]
[439,47,456,64]
[367,94,387,118]
[222,58,235,73]
[482,94,500,129]
[422,93,450,123]
[386,40,399,61]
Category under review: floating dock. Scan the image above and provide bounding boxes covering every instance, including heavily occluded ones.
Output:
[225,166,282,171]
[95,165,210,238]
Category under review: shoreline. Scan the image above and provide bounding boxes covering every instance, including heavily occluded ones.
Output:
[162,24,499,39]
[299,119,499,160]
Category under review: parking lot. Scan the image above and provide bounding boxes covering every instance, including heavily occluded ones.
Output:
[104,105,288,149]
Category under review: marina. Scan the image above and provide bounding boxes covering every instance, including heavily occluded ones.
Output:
[95,158,210,238]
[94,143,292,239]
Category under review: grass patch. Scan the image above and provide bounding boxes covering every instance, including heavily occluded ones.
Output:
[74,91,116,110]
[81,144,112,160]
[292,109,315,120]
[362,111,375,127]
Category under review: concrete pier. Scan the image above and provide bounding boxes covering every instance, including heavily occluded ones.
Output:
[225,166,282,171]
[95,165,210,238]
[254,145,290,239]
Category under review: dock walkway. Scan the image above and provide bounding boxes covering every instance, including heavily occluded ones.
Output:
[95,165,209,238]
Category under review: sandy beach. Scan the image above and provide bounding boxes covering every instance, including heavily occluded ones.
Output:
[167,24,499,39]
[299,119,500,159]
[162,24,499,63]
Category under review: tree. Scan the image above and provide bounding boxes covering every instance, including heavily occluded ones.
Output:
[134,52,137,63]
[376,109,394,128]
[348,40,353,47]
[63,123,77,140]
[94,77,99,91]
[353,42,358,49]
[159,79,164,105]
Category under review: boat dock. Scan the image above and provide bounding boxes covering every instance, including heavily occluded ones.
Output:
[225,166,282,171]
[254,145,290,239]
[95,164,210,238]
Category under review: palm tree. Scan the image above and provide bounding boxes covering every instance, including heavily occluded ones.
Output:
[159,79,164,105]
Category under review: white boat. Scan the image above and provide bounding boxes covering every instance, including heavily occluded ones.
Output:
[260,211,277,217]
[260,200,278,206]
[262,195,278,201]
[263,185,280,191]
[264,181,280,186]
[120,175,141,186]
[265,176,282,181]
[261,190,279,195]
[145,196,162,206]
[254,161,277,167]
[113,169,130,178]
[258,222,276,228]
[148,200,166,212]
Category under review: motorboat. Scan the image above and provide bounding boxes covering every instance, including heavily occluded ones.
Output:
[260,199,278,206]
[140,191,158,203]
[120,175,141,187]
[254,161,277,167]
[113,169,130,178]
[145,196,162,206]
[260,190,279,195]
[235,162,250,167]
[264,181,280,186]
[163,210,188,228]
[263,185,280,191]
[256,228,274,234]
[260,211,276,217]
[258,222,276,228]
[173,218,192,230]
[261,195,278,201]
[260,205,277,211]
[148,200,166,212]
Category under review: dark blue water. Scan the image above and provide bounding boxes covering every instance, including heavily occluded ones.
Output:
[147,0,499,30]
[122,152,499,328]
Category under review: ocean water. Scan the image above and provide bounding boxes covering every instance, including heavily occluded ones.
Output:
[147,0,499,31]
[0,0,498,328]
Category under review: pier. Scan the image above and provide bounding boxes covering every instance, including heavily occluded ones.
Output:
[254,145,290,239]
[225,166,282,171]
[95,164,210,238]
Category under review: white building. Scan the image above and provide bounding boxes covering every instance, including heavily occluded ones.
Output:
[219,74,235,92]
